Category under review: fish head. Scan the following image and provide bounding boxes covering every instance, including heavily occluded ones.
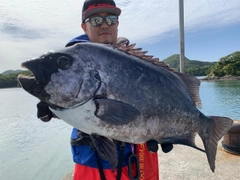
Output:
[18,45,102,109]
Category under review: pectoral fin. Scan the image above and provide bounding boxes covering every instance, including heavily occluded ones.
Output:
[94,98,140,125]
[90,134,117,170]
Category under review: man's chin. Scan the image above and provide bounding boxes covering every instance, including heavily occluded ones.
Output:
[99,39,113,44]
[98,35,115,44]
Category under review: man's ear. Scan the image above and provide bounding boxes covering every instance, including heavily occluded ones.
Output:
[81,23,87,32]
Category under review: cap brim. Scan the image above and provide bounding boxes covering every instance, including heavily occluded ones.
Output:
[83,7,121,22]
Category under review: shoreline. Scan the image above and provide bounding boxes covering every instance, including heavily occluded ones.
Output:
[200,75,240,81]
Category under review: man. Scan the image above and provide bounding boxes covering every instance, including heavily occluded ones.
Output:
[37,0,172,179]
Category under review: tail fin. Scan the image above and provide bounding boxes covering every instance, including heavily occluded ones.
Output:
[199,116,233,172]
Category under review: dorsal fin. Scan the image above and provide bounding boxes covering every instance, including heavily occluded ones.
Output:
[114,41,174,72]
[174,72,202,108]
[113,41,202,108]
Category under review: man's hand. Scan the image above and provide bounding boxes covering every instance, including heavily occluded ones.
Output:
[146,140,173,153]
[161,143,173,153]
[116,37,130,46]
[37,101,58,122]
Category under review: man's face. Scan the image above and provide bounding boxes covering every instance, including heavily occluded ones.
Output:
[81,12,119,44]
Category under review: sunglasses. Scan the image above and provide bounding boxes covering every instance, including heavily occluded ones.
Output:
[84,16,118,27]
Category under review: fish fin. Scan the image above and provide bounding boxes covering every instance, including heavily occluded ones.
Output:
[170,133,205,153]
[90,134,118,170]
[115,42,174,71]
[199,116,233,172]
[94,98,140,125]
[174,72,202,108]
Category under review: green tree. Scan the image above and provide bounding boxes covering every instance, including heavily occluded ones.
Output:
[209,51,240,76]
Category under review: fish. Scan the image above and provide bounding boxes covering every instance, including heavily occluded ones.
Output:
[18,41,233,172]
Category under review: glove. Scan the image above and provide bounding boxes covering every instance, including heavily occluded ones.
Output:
[37,101,58,122]
[161,143,173,153]
[116,37,130,46]
[146,140,173,153]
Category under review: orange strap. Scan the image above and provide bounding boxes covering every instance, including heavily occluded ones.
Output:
[135,143,159,180]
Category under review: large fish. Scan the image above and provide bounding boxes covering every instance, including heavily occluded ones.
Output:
[18,41,233,172]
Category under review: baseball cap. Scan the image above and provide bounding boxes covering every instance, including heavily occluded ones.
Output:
[82,0,121,22]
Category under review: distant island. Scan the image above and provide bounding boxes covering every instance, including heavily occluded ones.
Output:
[1,51,239,88]
[0,70,32,88]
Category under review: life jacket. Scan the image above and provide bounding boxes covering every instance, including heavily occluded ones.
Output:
[65,34,90,47]
[66,35,159,180]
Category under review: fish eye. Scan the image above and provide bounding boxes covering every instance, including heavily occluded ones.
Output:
[57,56,72,70]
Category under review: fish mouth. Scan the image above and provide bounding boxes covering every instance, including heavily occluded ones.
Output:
[17,60,51,102]
[20,59,49,83]
[18,74,49,97]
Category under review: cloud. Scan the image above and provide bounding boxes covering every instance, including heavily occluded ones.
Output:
[1,0,239,42]
[117,0,240,43]
[0,35,66,71]
[0,21,50,39]
[0,0,240,72]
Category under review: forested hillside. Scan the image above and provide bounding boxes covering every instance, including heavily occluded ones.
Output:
[208,51,240,77]
[162,54,216,76]
[0,71,32,88]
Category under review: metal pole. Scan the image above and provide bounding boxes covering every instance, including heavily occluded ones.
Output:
[179,0,185,73]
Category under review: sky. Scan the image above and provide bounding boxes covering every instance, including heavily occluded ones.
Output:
[0,0,240,73]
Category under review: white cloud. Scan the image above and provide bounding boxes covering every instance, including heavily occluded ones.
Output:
[118,0,240,43]
[0,0,240,72]
[0,35,65,71]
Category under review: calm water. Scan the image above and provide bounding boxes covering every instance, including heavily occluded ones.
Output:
[0,88,73,180]
[199,80,240,120]
[0,80,240,180]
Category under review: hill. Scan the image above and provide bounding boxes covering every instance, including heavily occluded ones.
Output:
[0,70,32,88]
[162,54,216,76]
[207,51,240,77]
[2,70,24,75]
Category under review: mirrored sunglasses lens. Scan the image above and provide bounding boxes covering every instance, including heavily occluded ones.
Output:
[106,16,118,25]
[91,17,103,26]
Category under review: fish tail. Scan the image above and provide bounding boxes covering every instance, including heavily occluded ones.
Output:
[199,116,233,172]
